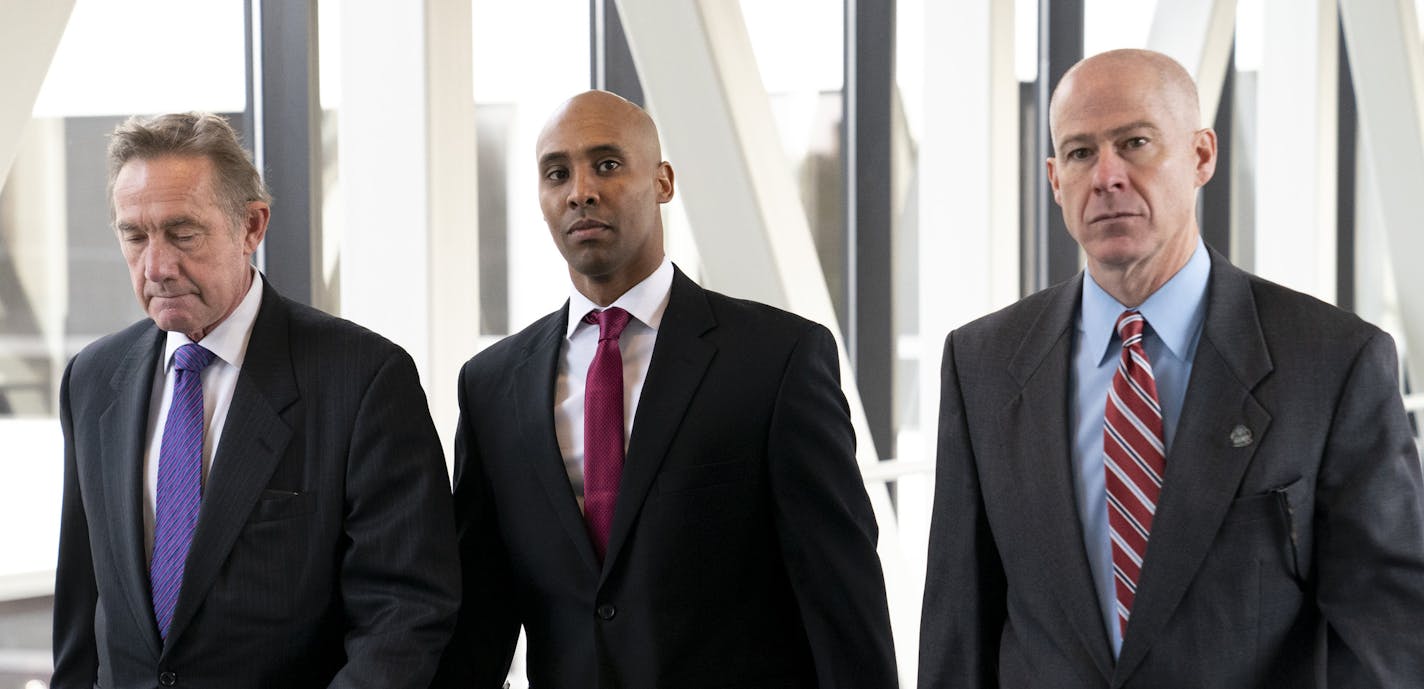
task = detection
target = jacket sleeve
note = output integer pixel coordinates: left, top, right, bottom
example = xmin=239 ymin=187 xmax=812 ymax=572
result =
xmin=918 ymin=331 xmax=1005 ymax=689
xmin=326 ymin=349 xmax=463 ymax=689
xmin=1313 ymin=330 xmax=1424 ymax=686
xmin=766 ymin=323 xmax=899 ymax=689
xmin=430 ymin=360 xmax=521 ymax=689
xmin=51 ymin=358 xmax=101 ymax=689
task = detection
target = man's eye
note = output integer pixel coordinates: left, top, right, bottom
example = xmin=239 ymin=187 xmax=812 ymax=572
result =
xmin=1124 ymin=136 xmax=1149 ymax=149
xmin=1067 ymin=148 xmax=1093 ymax=161
xmin=597 ymin=160 xmax=620 ymax=173
xmin=544 ymin=169 xmax=568 ymax=182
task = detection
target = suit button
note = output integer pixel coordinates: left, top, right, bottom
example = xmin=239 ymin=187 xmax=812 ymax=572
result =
xmin=597 ymin=603 xmax=616 ymax=620
xmin=159 ymin=671 xmax=178 ymax=686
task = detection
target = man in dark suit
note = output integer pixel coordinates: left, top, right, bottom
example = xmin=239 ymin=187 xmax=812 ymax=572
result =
xmin=52 ymin=112 xmax=461 ymax=689
xmin=434 ymin=90 xmax=897 ymax=688
xmin=918 ymin=49 xmax=1424 ymax=688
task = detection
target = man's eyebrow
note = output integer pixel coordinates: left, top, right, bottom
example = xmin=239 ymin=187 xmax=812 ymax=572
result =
xmin=160 ymin=216 xmax=200 ymax=231
xmin=1055 ymin=120 xmax=1161 ymax=154
xmin=539 ymin=143 xmax=629 ymax=169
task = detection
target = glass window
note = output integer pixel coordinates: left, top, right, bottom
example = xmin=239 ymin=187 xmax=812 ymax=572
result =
xmin=0 ymin=1 xmax=249 ymax=681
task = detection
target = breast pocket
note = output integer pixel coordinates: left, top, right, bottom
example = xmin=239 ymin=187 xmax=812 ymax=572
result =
xmin=248 ymin=489 xmax=317 ymax=522
xmin=654 ymin=460 xmax=748 ymax=495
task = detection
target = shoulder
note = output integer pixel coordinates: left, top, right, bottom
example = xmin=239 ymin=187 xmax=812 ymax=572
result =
xmin=696 ymin=283 xmax=829 ymax=344
xmin=460 ymin=308 xmax=565 ymax=379
xmin=949 ymin=278 xmax=1075 ymax=352
xmin=276 ymin=295 xmax=410 ymax=365
xmin=1244 ymin=272 xmax=1380 ymax=345
xmin=1205 ymin=263 xmax=1387 ymax=370
xmin=67 ymin=318 xmax=158 ymax=385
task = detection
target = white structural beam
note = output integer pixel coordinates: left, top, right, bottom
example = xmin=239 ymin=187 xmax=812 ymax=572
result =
xmin=1253 ymin=0 xmax=1337 ymax=302
xmin=612 ymin=0 xmax=911 ymax=681
xmin=1340 ymin=0 xmax=1424 ymax=390
xmin=1147 ymin=0 xmax=1237 ymax=126
xmin=0 ymin=1 xmax=75 ymax=191
xmin=337 ymin=0 xmax=478 ymax=459
xmin=910 ymin=1 xmax=1020 ymax=678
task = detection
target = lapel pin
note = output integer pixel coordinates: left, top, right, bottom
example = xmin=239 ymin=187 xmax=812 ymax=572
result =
xmin=1229 ymin=424 xmax=1253 ymax=448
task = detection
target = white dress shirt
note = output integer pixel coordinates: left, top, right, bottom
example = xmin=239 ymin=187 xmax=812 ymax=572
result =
xmin=142 ymin=269 xmax=264 ymax=560
xmin=554 ymin=258 xmax=673 ymax=505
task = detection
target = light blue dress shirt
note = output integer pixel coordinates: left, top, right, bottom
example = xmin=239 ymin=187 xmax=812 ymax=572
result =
xmin=1069 ymin=238 xmax=1210 ymax=658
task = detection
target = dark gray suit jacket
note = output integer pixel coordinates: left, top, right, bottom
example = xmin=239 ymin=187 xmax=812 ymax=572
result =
xmin=52 ymin=281 xmax=461 ymax=689
xmin=434 ymin=267 xmax=897 ymax=689
xmin=919 ymin=249 xmax=1424 ymax=688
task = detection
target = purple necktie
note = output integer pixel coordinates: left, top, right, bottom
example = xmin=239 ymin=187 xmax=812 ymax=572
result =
xmin=583 ymin=307 xmax=631 ymax=562
xmin=151 ymin=343 xmax=216 ymax=640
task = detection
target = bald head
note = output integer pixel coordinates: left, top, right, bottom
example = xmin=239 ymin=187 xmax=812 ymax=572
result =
xmin=537 ymin=90 xmax=662 ymax=164
xmin=1050 ymin=49 xmax=1202 ymax=153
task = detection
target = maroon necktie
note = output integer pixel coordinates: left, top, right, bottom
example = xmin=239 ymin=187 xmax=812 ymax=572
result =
xmin=583 ymin=307 xmax=631 ymax=562
xmin=1104 ymin=310 xmax=1165 ymax=638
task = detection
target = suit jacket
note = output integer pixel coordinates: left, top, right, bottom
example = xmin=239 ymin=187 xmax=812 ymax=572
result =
xmin=434 ymin=267 xmax=897 ymax=689
xmin=918 ymin=248 xmax=1424 ymax=688
xmin=52 ymin=281 xmax=461 ymax=689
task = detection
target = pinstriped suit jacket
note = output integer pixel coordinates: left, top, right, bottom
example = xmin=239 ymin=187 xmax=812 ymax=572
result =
xmin=52 ymin=281 xmax=461 ymax=689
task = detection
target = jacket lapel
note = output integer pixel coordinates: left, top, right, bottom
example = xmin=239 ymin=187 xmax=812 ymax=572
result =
xmin=515 ymin=304 xmax=602 ymax=575
xmin=1112 ymin=251 xmax=1274 ymax=684
xmin=98 ymin=326 xmax=165 ymax=658
xmin=163 ymin=286 xmax=298 ymax=649
xmin=997 ymin=275 xmax=1115 ymax=682
xmin=601 ymin=269 xmax=715 ymax=581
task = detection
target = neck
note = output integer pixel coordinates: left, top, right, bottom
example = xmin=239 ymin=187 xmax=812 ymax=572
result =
xmin=1091 ymin=231 xmax=1197 ymax=308
xmin=572 ymin=256 xmax=663 ymax=307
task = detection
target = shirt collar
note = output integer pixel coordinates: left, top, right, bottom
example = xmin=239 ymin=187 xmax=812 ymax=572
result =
xmin=1080 ymin=237 xmax=1210 ymax=365
xmin=164 ymin=268 xmax=264 ymax=372
xmin=566 ymin=257 xmax=674 ymax=338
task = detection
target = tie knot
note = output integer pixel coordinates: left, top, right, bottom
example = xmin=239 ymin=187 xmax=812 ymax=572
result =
xmin=1114 ymin=310 xmax=1147 ymax=347
xmin=584 ymin=307 xmax=632 ymax=342
xmin=173 ymin=343 xmax=217 ymax=373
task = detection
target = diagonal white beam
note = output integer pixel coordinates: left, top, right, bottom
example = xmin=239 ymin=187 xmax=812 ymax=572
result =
xmin=0 ymin=1 xmax=75 ymax=191
xmin=611 ymin=0 xmax=910 ymax=680
xmin=1147 ymin=0 xmax=1237 ymax=127
xmin=1340 ymin=0 xmax=1424 ymax=390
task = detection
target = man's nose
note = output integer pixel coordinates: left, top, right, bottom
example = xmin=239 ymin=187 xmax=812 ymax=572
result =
xmin=566 ymin=169 xmax=599 ymax=209
xmin=1092 ymin=150 xmax=1128 ymax=193
xmin=144 ymin=238 xmax=179 ymax=282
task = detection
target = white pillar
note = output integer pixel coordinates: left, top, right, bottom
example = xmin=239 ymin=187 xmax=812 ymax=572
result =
xmin=909 ymin=0 xmax=1020 ymax=679
xmin=337 ymin=0 xmax=479 ymax=458
xmin=1339 ymin=0 xmax=1424 ymax=389
xmin=1253 ymin=0 xmax=1337 ymax=302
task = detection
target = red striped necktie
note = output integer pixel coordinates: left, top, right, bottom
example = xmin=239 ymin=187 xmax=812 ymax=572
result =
xmin=1103 ymin=310 xmax=1165 ymax=638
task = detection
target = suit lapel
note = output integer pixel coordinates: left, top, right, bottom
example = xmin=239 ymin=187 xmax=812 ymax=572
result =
xmin=997 ymin=275 xmax=1115 ymax=681
xmin=163 ymin=286 xmax=298 ymax=649
xmin=516 ymin=304 xmax=602 ymax=575
xmin=99 ymin=326 xmax=165 ymax=657
xmin=601 ymin=269 xmax=715 ymax=580
xmin=1113 ymin=252 xmax=1274 ymax=684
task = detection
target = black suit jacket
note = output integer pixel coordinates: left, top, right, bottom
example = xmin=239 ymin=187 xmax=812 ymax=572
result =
xmin=52 ymin=281 xmax=461 ymax=689
xmin=435 ymin=267 xmax=897 ymax=689
xmin=918 ymin=249 xmax=1424 ymax=688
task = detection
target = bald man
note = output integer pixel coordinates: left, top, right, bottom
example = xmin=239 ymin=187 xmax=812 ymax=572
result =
xmin=919 ymin=49 xmax=1424 ymax=688
xmin=434 ymin=91 xmax=897 ymax=689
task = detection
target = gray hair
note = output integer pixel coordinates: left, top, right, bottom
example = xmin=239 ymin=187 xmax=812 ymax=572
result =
xmin=107 ymin=112 xmax=271 ymax=227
